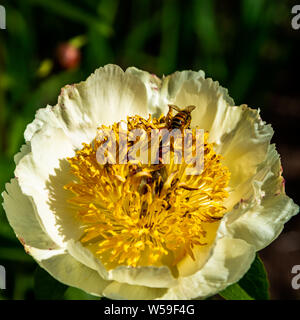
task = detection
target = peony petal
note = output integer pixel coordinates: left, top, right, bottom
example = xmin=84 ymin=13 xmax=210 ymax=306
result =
xmin=216 ymin=106 xmax=274 ymax=188
xmin=125 ymin=67 xmax=163 ymax=117
xmin=161 ymin=69 xmax=207 ymax=102
xmin=222 ymin=194 xmax=298 ymax=250
xmin=103 ymin=281 xmax=167 ymax=300
xmin=25 ymin=65 xmax=150 ymax=149
xmin=15 ymin=126 xmax=79 ymax=247
xmin=170 ymin=77 xmax=273 ymax=187
xmin=24 ymin=104 xmax=96 ymax=150
xmin=164 ymin=74 xmax=234 ymax=124
xmin=107 ymin=265 xmax=177 ymax=288
xmin=57 ymin=64 xmax=149 ymax=129
xmin=219 ymin=145 xmax=299 ymax=250
xmin=14 ymin=143 xmax=31 ymax=165
xmin=131 ymin=69 xmax=209 ymax=118
xmin=160 ymin=237 xmax=255 ymax=300
xmin=66 ymin=239 xmax=109 ymax=280
xmin=28 ymin=247 xmax=111 ymax=296
xmin=2 ymin=178 xmax=57 ymax=250
xmin=177 ymin=221 xmax=220 ymax=277
xmin=67 ymin=240 xmax=178 ymax=288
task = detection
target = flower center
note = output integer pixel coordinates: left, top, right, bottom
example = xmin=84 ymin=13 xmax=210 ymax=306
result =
xmin=64 ymin=113 xmax=230 ymax=270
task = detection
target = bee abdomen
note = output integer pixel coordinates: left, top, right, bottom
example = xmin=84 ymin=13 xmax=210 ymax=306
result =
xmin=171 ymin=115 xmax=185 ymax=129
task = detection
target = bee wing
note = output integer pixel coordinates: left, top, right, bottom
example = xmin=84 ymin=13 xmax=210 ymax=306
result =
xmin=168 ymin=104 xmax=182 ymax=112
xmin=185 ymin=105 xmax=196 ymax=113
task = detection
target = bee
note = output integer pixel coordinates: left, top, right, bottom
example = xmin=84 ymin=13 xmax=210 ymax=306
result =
xmin=166 ymin=104 xmax=196 ymax=130
xmin=140 ymin=105 xmax=196 ymax=198
xmin=155 ymin=104 xmax=196 ymax=166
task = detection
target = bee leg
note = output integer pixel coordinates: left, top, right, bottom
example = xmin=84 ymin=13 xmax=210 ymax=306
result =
xmin=166 ymin=105 xmax=173 ymax=128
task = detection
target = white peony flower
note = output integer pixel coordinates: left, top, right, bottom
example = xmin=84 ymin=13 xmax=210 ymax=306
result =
xmin=2 ymin=64 xmax=299 ymax=299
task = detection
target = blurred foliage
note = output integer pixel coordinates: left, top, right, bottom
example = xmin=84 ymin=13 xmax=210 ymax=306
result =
xmin=0 ymin=0 xmax=298 ymax=299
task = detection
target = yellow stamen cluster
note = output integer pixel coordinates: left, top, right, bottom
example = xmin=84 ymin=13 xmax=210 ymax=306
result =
xmin=64 ymin=114 xmax=230 ymax=269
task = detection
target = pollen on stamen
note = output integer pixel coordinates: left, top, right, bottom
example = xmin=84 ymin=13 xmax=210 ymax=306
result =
xmin=64 ymin=113 xmax=230 ymax=270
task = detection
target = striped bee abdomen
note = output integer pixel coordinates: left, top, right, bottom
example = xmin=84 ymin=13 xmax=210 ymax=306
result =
xmin=170 ymin=112 xmax=191 ymax=129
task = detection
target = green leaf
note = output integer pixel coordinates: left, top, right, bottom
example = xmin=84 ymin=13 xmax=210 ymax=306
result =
xmin=238 ymin=254 xmax=270 ymax=300
xmin=219 ymin=254 xmax=270 ymax=300
xmin=219 ymin=283 xmax=254 ymax=300
xmin=34 ymin=266 xmax=68 ymax=300
xmin=64 ymin=287 xmax=100 ymax=300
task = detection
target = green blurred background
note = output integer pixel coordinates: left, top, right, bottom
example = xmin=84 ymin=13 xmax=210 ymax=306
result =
xmin=0 ymin=0 xmax=299 ymax=299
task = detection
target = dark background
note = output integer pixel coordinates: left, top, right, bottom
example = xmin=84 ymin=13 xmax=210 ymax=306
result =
xmin=0 ymin=0 xmax=299 ymax=299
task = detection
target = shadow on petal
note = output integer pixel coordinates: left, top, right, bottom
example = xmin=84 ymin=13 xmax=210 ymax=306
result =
xmin=46 ymin=158 xmax=84 ymax=243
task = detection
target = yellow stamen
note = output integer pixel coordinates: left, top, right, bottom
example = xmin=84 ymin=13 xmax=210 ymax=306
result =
xmin=64 ymin=114 xmax=230 ymax=269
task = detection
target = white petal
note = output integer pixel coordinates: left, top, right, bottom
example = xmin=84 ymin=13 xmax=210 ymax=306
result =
xmin=2 ymin=178 xmax=57 ymax=250
xmin=25 ymin=105 xmax=96 ymax=150
xmin=107 ymin=265 xmax=177 ymax=288
xmin=164 ymin=73 xmax=234 ymax=121
xmin=25 ymin=64 xmax=150 ymax=149
xmin=29 ymin=247 xmax=111 ymax=296
xmin=217 ymin=106 xmax=274 ymax=187
xmin=170 ymin=76 xmax=273 ymax=186
xmin=103 ymin=281 xmax=167 ymax=300
xmin=66 ymin=241 xmax=177 ymax=288
xmin=159 ymin=237 xmax=255 ymax=300
xmin=57 ymin=64 xmax=149 ymax=129
xmin=219 ymin=145 xmax=299 ymax=250
xmin=67 ymin=239 xmax=178 ymax=288
xmin=143 ymin=69 xmax=209 ymax=117
xmin=177 ymin=221 xmax=220 ymax=277
xmin=14 ymin=143 xmax=31 ymax=165
xmin=66 ymin=239 xmax=109 ymax=280
xmin=161 ymin=69 xmax=207 ymax=102
xmin=15 ymin=126 xmax=79 ymax=247
xmin=125 ymin=67 xmax=162 ymax=117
